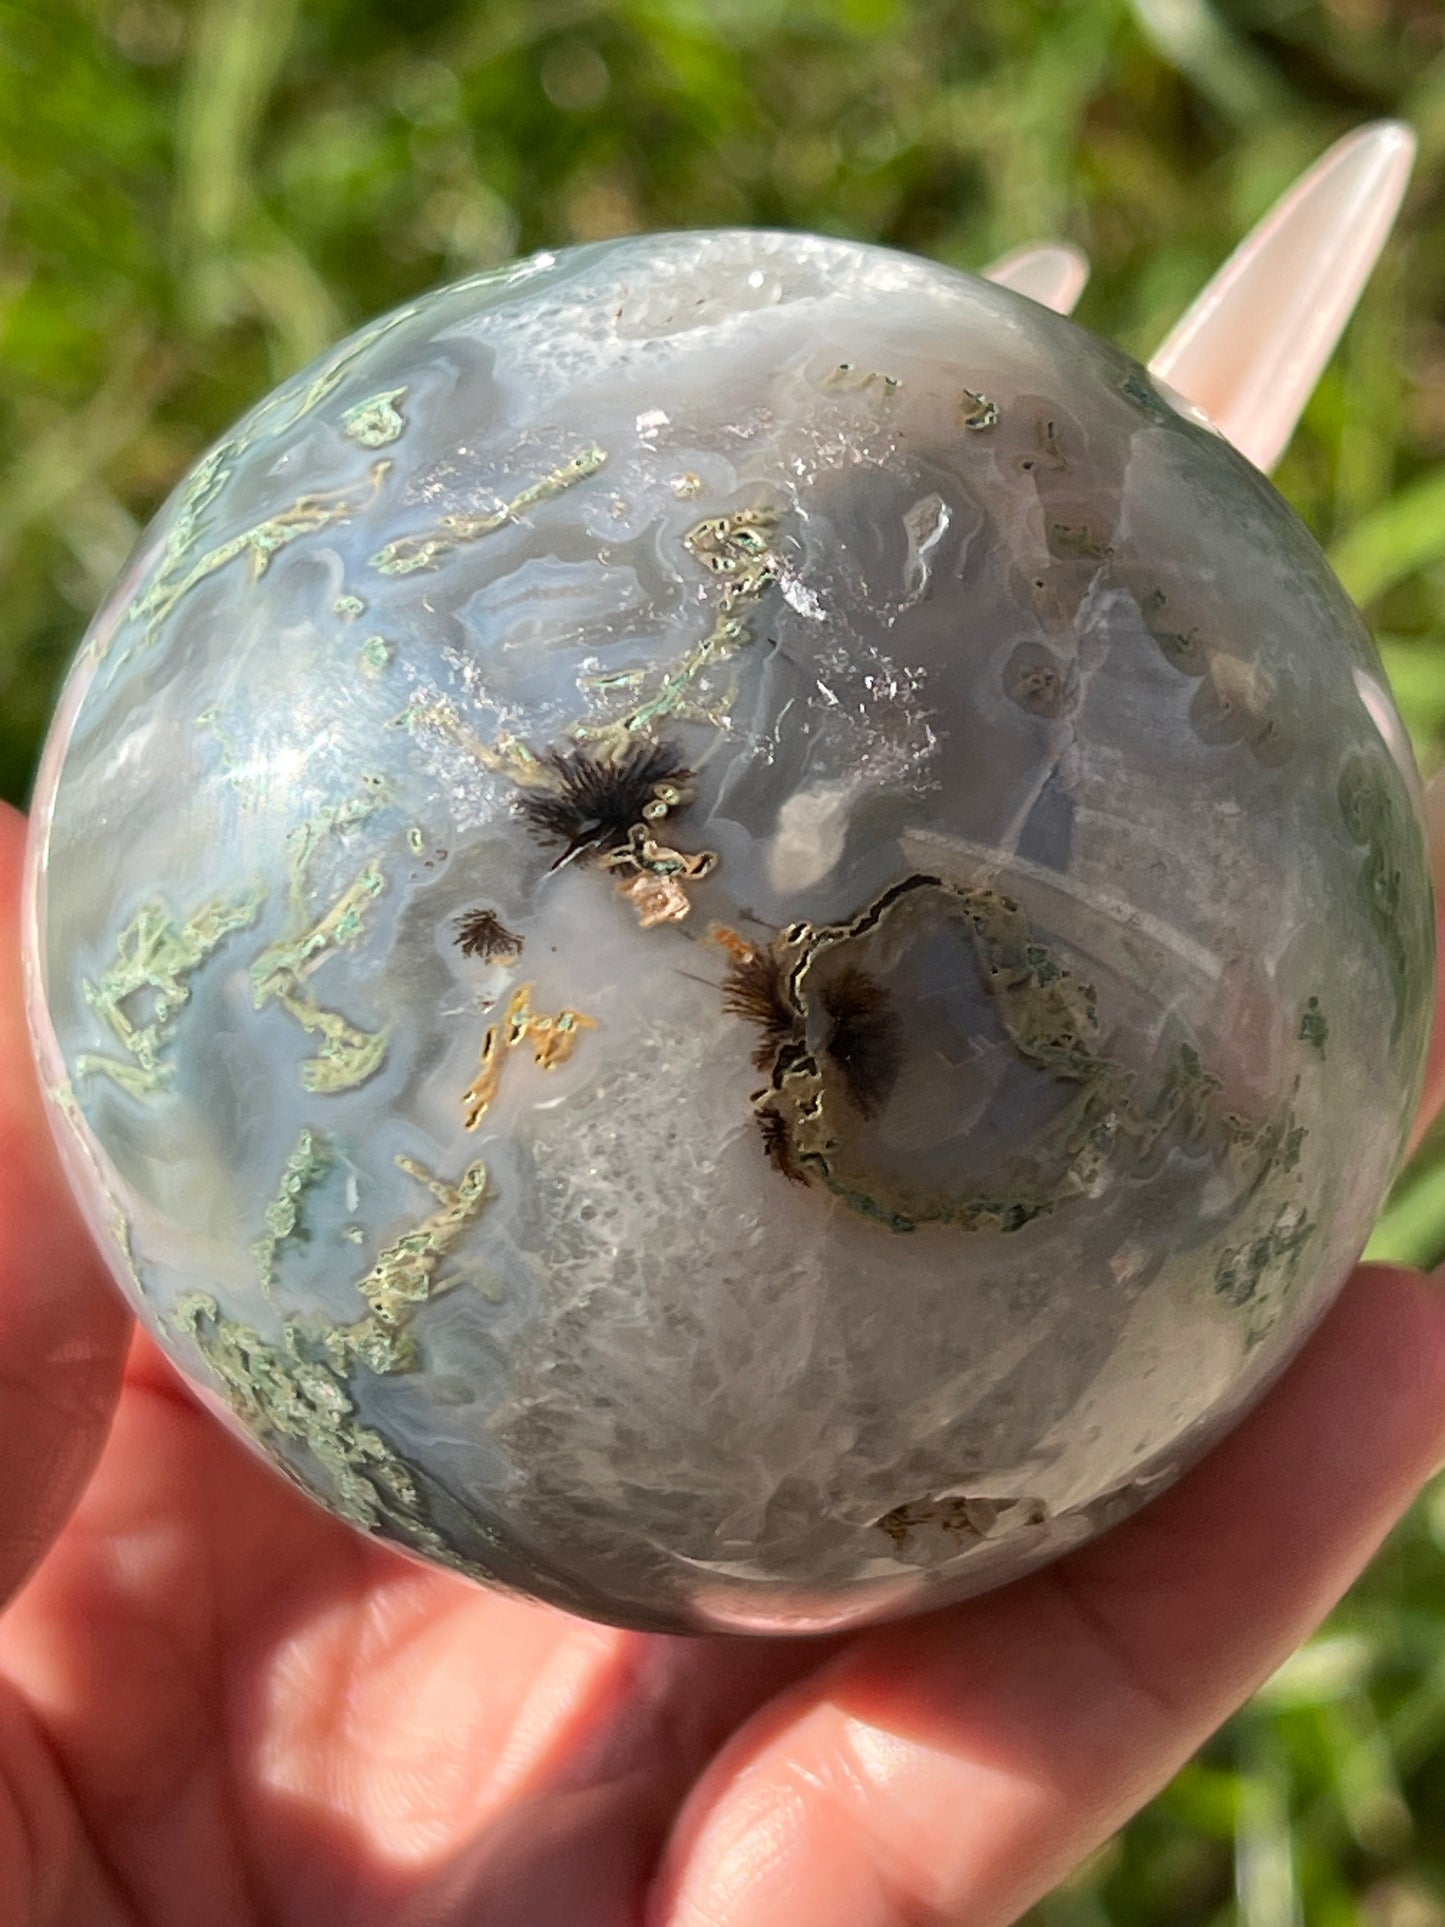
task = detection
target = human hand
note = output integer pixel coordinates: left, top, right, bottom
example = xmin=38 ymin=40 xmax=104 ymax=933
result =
xmin=3 ymin=794 xmax=1445 ymax=1927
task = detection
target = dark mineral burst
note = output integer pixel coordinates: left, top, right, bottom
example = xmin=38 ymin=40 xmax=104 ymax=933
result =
xmin=515 ymin=740 xmax=693 ymax=866
xmin=820 ymin=967 xmax=902 ymax=1117
xmin=721 ymin=944 xmax=799 ymax=1071
xmin=754 ymin=1100 xmax=806 ymax=1183
xmin=454 ymin=908 xmax=524 ymax=962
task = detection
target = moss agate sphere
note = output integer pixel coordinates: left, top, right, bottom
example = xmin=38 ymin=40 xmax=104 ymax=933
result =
xmin=25 ymin=232 xmax=1434 ymax=1635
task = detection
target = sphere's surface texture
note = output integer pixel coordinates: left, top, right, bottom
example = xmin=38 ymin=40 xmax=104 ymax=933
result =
xmin=25 ymin=231 xmax=1433 ymax=1634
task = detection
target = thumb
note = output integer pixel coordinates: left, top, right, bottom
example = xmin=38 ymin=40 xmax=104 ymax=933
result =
xmin=0 ymin=801 xmax=129 ymax=1608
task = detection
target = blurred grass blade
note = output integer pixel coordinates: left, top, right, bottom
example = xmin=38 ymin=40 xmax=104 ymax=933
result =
xmin=1234 ymin=1735 xmax=1302 ymax=1927
xmin=1126 ymin=0 xmax=1291 ymax=123
xmin=175 ymin=0 xmax=299 ymax=255
xmin=1364 ymin=1154 xmax=1445 ymax=1269
xmin=1329 ymin=468 xmax=1445 ymax=607
xmin=174 ymin=0 xmax=335 ymax=354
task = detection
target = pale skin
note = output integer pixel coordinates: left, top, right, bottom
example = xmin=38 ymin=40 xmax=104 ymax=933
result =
xmin=4 ymin=788 xmax=1445 ymax=1927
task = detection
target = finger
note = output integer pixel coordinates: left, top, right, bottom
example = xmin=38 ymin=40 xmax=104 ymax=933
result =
xmin=1147 ymin=122 xmax=1415 ymax=473
xmin=0 ymin=802 xmax=130 ymax=1607
xmin=651 ymin=1262 xmax=1445 ymax=1927
xmin=0 ymin=1237 xmax=833 ymax=1925
xmin=981 ymin=244 xmax=1090 ymax=315
xmin=386 ymin=1627 xmax=840 ymax=1927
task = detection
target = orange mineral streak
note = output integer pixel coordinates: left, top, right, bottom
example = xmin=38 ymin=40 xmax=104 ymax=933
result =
xmin=462 ymin=983 xmax=596 ymax=1130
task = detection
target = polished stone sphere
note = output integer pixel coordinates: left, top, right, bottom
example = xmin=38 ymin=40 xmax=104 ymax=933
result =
xmin=24 ymin=231 xmax=1433 ymax=1635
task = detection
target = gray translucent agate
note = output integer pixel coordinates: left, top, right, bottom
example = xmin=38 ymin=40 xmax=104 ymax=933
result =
xmin=25 ymin=231 xmax=1434 ymax=1635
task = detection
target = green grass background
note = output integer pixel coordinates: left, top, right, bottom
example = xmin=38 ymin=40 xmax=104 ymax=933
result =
xmin=6 ymin=0 xmax=1445 ymax=1917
